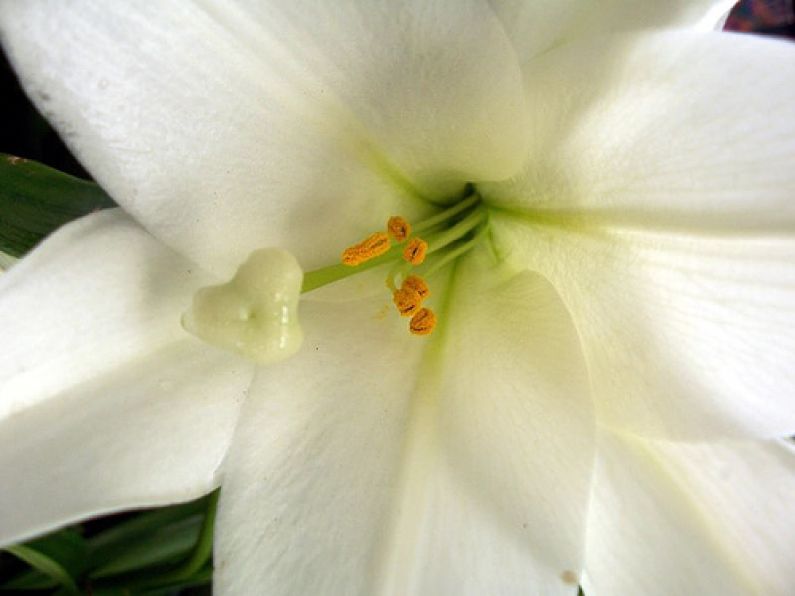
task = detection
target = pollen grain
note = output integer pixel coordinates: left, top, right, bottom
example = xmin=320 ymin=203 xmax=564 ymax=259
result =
xmin=402 ymin=237 xmax=428 ymax=265
xmin=402 ymin=275 xmax=430 ymax=299
xmin=393 ymin=286 xmax=422 ymax=317
xmin=387 ymin=216 xmax=411 ymax=242
xmin=341 ymin=232 xmax=391 ymax=266
xmin=409 ymin=307 xmax=437 ymax=336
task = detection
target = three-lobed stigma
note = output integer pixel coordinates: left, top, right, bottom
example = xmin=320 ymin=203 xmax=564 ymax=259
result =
xmin=182 ymin=248 xmax=304 ymax=363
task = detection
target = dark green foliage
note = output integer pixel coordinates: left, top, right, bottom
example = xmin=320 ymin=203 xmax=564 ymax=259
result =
xmin=0 ymin=154 xmax=116 ymax=257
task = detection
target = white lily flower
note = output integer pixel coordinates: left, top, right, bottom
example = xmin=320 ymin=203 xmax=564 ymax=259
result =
xmin=1 ymin=1 xmax=794 ymax=594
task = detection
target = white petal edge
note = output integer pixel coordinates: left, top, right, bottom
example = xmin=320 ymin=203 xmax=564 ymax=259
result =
xmin=216 ymin=250 xmax=596 ymax=595
xmin=0 ymin=0 xmax=528 ymax=276
xmin=0 ymin=209 xmax=213 ymax=418
xmin=0 ymin=250 xmax=17 ymax=271
xmin=582 ymin=431 xmax=795 ymax=596
xmin=0 ymin=340 xmax=251 ymax=547
xmin=488 ymin=0 xmax=737 ymax=66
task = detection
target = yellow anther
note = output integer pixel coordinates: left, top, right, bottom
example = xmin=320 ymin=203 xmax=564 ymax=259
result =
xmin=402 ymin=275 xmax=430 ymax=300
xmin=387 ymin=216 xmax=411 ymax=242
xmin=341 ymin=232 xmax=391 ymax=266
xmin=402 ymin=237 xmax=428 ymax=265
xmin=409 ymin=307 xmax=437 ymax=336
xmin=393 ymin=287 xmax=422 ymax=317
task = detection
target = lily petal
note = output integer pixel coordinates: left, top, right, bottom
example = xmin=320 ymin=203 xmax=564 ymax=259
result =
xmin=216 ymin=250 xmax=594 ymax=595
xmin=484 ymin=31 xmax=795 ymax=227
xmin=0 ymin=341 xmax=250 ymax=547
xmin=582 ymin=432 xmax=795 ymax=595
xmin=413 ymin=251 xmax=595 ymax=594
xmin=0 ymin=0 xmax=528 ymax=275
xmin=486 ymin=31 xmax=795 ymax=439
xmin=215 ymin=297 xmax=422 ymax=595
xmin=489 ymin=0 xmax=736 ymax=65
xmin=0 ymin=211 xmax=252 ymax=545
xmin=1 ymin=210 xmax=211 ymax=417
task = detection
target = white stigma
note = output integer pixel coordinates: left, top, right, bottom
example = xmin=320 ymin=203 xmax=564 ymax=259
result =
xmin=182 ymin=248 xmax=304 ymax=364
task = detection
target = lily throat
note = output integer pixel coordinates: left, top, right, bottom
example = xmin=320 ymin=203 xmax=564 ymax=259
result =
xmin=304 ymin=190 xmax=489 ymax=335
xmin=182 ymin=190 xmax=489 ymax=363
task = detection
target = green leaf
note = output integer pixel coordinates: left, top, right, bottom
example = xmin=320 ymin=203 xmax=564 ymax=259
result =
xmin=2 ymin=529 xmax=88 ymax=591
xmin=92 ymin=491 xmax=219 ymax=593
xmin=2 ymin=566 xmax=58 ymax=590
xmin=4 ymin=545 xmax=79 ymax=594
xmin=87 ymin=498 xmax=207 ymax=567
xmin=90 ymin=516 xmax=202 ymax=579
xmin=0 ymin=154 xmax=116 ymax=257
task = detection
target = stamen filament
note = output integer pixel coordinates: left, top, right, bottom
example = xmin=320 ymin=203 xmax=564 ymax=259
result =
xmin=385 ymin=261 xmax=410 ymax=292
xmin=422 ymin=222 xmax=489 ymax=278
xmin=424 ymin=206 xmax=486 ymax=256
xmin=302 ymin=193 xmax=485 ymax=303
xmin=412 ymin=192 xmax=480 ymax=234
xmin=302 ymin=244 xmax=403 ymax=293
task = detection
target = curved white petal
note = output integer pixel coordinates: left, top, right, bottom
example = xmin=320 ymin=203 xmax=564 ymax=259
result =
xmin=0 ymin=0 xmax=528 ymax=276
xmin=491 ymin=213 xmax=795 ymax=440
xmin=484 ymin=31 xmax=795 ymax=227
xmin=485 ymin=31 xmax=795 ymax=440
xmin=0 ymin=341 xmax=251 ymax=547
xmin=214 ymin=296 xmax=423 ymax=596
xmin=410 ymin=251 xmax=595 ymax=595
xmin=0 ymin=210 xmax=213 ymax=418
xmin=216 ymin=252 xmax=595 ymax=595
xmin=0 ymin=210 xmax=252 ymax=545
xmin=488 ymin=0 xmax=736 ymax=65
xmin=582 ymin=432 xmax=795 ymax=596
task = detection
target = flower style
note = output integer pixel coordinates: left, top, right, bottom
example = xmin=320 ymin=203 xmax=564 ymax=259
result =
xmin=1 ymin=1 xmax=795 ymax=594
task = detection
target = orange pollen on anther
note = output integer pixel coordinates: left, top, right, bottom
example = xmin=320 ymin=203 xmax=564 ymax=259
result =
xmin=402 ymin=237 xmax=428 ymax=265
xmin=393 ymin=287 xmax=422 ymax=317
xmin=341 ymin=232 xmax=391 ymax=266
xmin=387 ymin=216 xmax=411 ymax=242
xmin=409 ymin=307 xmax=437 ymax=336
xmin=402 ymin=275 xmax=430 ymax=300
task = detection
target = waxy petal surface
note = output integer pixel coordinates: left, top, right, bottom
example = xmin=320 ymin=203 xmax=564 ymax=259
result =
xmin=0 ymin=211 xmax=252 ymax=545
xmin=489 ymin=0 xmax=736 ymax=65
xmin=0 ymin=0 xmax=528 ymax=276
xmin=0 ymin=210 xmax=211 ymax=417
xmin=216 ymin=253 xmax=595 ymax=595
xmin=582 ymin=433 xmax=795 ymax=595
xmin=487 ymin=31 xmax=795 ymax=439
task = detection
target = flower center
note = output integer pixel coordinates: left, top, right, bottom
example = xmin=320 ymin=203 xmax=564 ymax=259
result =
xmin=181 ymin=191 xmax=487 ymax=363
xmin=302 ymin=190 xmax=488 ymax=336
